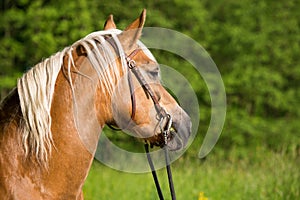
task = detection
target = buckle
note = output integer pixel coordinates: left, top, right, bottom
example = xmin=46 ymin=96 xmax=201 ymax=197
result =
xmin=126 ymin=58 xmax=136 ymax=69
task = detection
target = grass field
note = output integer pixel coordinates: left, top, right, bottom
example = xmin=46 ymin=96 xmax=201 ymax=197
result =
xmin=83 ymin=147 xmax=299 ymax=200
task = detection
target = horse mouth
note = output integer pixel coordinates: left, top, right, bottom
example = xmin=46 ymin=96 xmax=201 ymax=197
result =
xmin=146 ymin=125 xmax=177 ymax=148
xmin=147 ymin=120 xmax=191 ymax=151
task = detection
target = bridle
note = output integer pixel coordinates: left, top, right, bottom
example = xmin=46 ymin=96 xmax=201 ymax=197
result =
xmin=126 ymin=48 xmax=176 ymax=200
xmin=105 ymin=36 xmax=177 ymax=200
xmin=126 ymin=48 xmax=168 ymax=126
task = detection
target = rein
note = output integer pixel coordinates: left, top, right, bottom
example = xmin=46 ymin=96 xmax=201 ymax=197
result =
xmin=126 ymin=49 xmax=176 ymax=200
xmin=105 ymin=36 xmax=176 ymax=199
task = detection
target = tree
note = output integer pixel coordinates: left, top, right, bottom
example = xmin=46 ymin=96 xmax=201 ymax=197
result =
xmin=1 ymin=0 xmax=299 ymax=153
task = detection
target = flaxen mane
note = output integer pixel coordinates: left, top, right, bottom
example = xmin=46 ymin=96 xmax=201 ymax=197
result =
xmin=17 ymin=29 xmax=128 ymax=163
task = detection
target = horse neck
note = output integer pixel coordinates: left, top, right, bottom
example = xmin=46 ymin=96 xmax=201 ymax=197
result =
xmin=39 ymin=54 xmax=106 ymax=197
xmin=0 ymin=79 xmax=98 ymax=198
xmin=0 ymin=45 xmax=115 ymax=198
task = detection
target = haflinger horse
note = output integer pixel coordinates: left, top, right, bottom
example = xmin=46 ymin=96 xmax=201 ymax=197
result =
xmin=0 ymin=9 xmax=191 ymax=199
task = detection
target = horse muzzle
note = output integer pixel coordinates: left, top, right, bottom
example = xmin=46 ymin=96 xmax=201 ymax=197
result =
xmin=166 ymin=113 xmax=192 ymax=151
xmin=148 ymin=110 xmax=192 ymax=151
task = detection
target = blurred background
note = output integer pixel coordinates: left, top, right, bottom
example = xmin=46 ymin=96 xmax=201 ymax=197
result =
xmin=1 ymin=0 xmax=299 ymax=199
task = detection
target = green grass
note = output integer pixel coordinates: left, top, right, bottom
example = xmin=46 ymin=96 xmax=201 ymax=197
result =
xmin=83 ymin=147 xmax=299 ymax=199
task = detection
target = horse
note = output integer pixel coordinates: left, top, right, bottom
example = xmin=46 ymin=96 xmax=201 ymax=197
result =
xmin=0 ymin=9 xmax=191 ymax=199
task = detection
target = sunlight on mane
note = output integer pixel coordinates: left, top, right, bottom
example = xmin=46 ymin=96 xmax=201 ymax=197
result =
xmin=17 ymin=29 xmax=129 ymax=163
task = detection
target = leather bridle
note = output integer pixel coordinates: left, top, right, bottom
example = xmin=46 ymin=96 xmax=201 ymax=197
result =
xmin=126 ymin=48 xmax=176 ymax=200
xmin=126 ymin=49 xmax=170 ymax=130
xmin=106 ymin=36 xmax=176 ymax=200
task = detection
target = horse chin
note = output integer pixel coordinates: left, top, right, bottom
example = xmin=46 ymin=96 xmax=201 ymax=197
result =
xmin=166 ymin=131 xmax=183 ymax=151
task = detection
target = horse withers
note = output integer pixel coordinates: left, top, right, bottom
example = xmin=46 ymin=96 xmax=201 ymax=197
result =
xmin=0 ymin=9 xmax=191 ymax=199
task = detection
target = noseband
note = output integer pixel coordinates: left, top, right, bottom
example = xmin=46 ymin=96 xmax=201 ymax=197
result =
xmin=105 ymin=36 xmax=176 ymax=200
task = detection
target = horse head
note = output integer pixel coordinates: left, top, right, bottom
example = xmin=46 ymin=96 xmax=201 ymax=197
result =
xmin=98 ymin=10 xmax=192 ymax=151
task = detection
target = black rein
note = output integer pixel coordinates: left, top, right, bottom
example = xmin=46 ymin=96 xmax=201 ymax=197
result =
xmin=105 ymin=36 xmax=176 ymax=200
xmin=126 ymin=49 xmax=176 ymax=200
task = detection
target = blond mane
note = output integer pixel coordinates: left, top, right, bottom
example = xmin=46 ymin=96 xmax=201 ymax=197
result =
xmin=17 ymin=29 xmax=129 ymax=163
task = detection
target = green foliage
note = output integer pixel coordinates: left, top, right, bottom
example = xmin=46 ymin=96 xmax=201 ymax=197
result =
xmin=1 ymin=1 xmax=299 ymax=199
xmin=0 ymin=0 xmax=299 ymax=153
xmin=200 ymin=0 xmax=300 ymax=151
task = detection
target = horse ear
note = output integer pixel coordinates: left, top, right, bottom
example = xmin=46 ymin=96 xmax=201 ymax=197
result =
xmin=104 ymin=14 xmax=116 ymax=30
xmin=118 ymin=9 xmax=146 ymax=53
